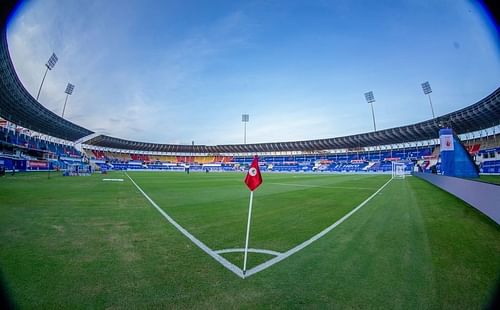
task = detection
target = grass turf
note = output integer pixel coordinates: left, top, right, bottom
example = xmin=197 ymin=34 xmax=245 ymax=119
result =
xmin=479 ymin=175 xmax=500 ymax=185
xmin=0 ymin=171 xmax=499 ymax=308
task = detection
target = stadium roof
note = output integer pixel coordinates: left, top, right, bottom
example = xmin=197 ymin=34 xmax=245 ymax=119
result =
xmin=0 ymin=0 xmax=94 ymax=141
xmin=1 ymin=1 xmax=499 ymax=151
xmin=84 ymin=87 xmax=500 ymax=153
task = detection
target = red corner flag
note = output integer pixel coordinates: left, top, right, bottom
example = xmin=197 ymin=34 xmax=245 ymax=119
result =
xmin=244 ymin=156 xmax=263 ymax=191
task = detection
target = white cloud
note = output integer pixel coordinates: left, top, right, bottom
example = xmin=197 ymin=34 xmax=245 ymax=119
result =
xmin=5 ymin=0 xmax=500 ymax=146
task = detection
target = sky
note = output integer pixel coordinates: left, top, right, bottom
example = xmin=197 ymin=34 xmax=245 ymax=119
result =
xmin=6 ymin=0 xmax=500 ymax=145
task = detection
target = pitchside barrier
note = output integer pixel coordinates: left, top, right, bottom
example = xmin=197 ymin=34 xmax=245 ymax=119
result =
xmin=414 ymin=172 xmax=500 ymax=225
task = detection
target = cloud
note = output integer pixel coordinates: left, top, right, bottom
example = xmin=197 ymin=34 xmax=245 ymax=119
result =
xmin=5 ymin=0 xmax=500 ymax=146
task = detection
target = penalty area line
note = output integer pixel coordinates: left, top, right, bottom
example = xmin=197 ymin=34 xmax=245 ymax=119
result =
xmin=125 ymin=172 xmax=244 ymax=278
xmin=244 ymin=177 xmax=393 ymax=278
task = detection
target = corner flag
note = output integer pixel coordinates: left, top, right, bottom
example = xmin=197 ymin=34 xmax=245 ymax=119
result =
xmin=244 ymin=156 xmax=262 ymax=191
xmin=242 ymin=155 xmax=263 ymax=276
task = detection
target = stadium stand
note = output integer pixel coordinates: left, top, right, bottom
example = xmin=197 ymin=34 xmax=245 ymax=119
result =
xmin=0 ymin=123 xmax=85 ymax=172
xmin=131 ymin=154 xmax=150 ymax=162
xmin=76 ymin=139 xmax=498 ymax=174
xmin=0 ymin=125 xmax=81 ymax=158
xmin=107 ymin=152 xmax=132 ymax=162
xmin=82 ymin=88 xmax=500 ymax=152
xmin=476 ymin=136 xmax=500 ymax=173
xmin=91 ymin=150 xmax=105 ymax=160
xmin=465 ymin=144 xmax=481 ymax=155
xmin=151 ymin=155 xmax=177 ymax=163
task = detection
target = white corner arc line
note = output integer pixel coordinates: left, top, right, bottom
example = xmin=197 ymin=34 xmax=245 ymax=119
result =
xmin=215 ymin=248 xmax=282 ymax=256
xmin=125 ymin=173 xmax=244 ymax=278
xmin=244 ymin=177 xmax=393 ymax=278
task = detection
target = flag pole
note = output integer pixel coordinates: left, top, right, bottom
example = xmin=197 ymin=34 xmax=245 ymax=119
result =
xmin=243 ymin=190 xmax=254 ymax=276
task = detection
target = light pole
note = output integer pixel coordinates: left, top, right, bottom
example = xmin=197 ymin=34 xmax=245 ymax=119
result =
xmin=421 ymin=81 xmax=435 ymax=119
xmin=364 ymin=91 xmax=377 ymax=131
xmin=36 ymin=53 xmax=58 ymax=101
xmin=242 ymin=114 xmax=249 ymax=144
xmin=62 ymin=83 xmax=74 ymax=118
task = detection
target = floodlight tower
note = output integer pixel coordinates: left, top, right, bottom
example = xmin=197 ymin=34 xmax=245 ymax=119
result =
xmin=36 ymin=53 xmax=58 ymax=101
xmin=191 ymin=140 xmax=194 ymax=163
xmin=61 ymin=83 xmax=75 ymax=118
xmin=421 ymin=81 xmax=435 ymax=119
xmin=242 ymin=114 xmax=249 ymax=144
xmin=364 ymin=91 xmax=377 ymax=131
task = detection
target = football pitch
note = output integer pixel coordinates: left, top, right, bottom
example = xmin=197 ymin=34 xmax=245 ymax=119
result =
xmin=0 ymin=172 xmax=499 ymax=308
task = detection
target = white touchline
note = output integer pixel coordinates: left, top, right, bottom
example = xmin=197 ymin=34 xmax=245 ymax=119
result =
xmin=125 ymin=173 xmax=245 ymax=278
xmin=126 ymin=172 xmax=392 ymax=279
xmin=244 ymin=177 xmax=393 ymax=277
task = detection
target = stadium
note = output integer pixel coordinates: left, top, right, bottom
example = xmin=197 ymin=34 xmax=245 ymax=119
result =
xmin=1 ymin=0 xmax=499 ymax=308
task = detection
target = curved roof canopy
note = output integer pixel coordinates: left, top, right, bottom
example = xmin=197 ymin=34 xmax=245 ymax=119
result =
xmin=0 ymin=0 xmax=93 ymax=141
xmin=1 ymin=1 xmax=499 ymax=152
xmin=85 ymin=87 xmax=500 ymax=153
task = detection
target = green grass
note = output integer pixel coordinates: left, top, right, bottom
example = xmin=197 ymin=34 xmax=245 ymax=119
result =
xmin=479 ymin=175 xmax=500 ymax=185
xmin=0 ymin=171 xmax=499 ymax=308
xmin=129 ymin=172 xmax=387 ymax=257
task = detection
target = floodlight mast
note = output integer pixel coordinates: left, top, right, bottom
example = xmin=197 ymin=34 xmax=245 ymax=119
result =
xmin=242 ymin=114 xmax=249 ymax=144
xmin=36 ymin=53 xmax=58 ymax=101
xmin=421 ymin=81 xmax=435 ymax=118
xmin=364 ymin=91 xmax=377 ymax=131
xmin=62 ymin=83 xmax=75 ymax=118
